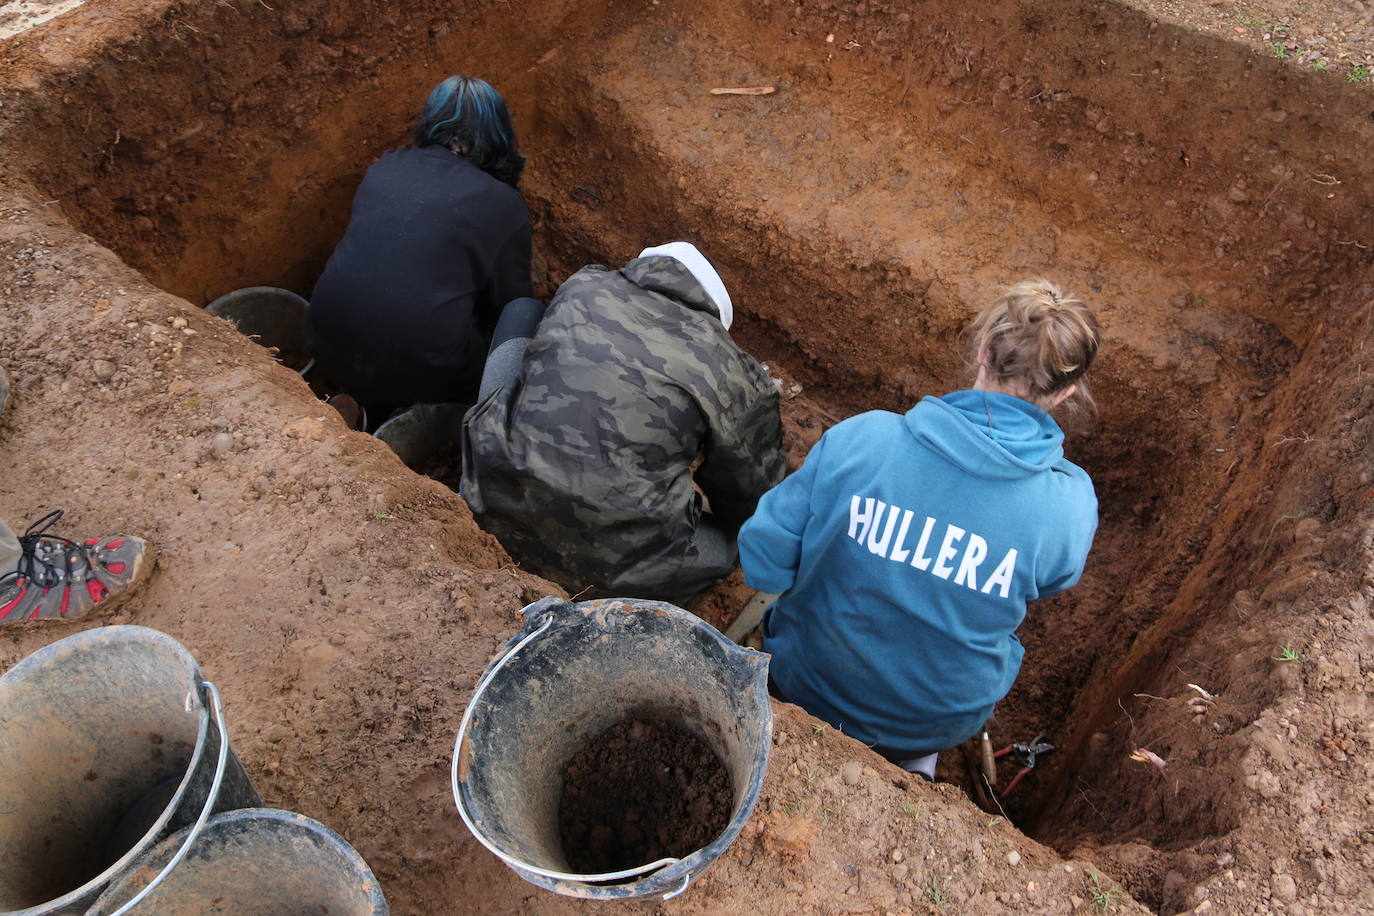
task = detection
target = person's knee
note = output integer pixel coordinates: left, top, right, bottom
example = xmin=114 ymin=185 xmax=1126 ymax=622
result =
xmin=492 ymin=297 xmax=544 ymax=347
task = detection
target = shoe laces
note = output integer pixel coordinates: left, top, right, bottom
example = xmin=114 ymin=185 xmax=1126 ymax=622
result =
xmin=6 ymin=510 xmax=90 ymax=589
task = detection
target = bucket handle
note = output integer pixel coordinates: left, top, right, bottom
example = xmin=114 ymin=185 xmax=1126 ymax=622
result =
xmin=451 ymin=613 xmax=686 ymax=894
xmin=107 ymin=680 xmax=231 ymax=916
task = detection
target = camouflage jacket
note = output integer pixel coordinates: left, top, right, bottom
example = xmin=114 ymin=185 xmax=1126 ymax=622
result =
xmin=461 ymin=255 xmax=786 ymax=595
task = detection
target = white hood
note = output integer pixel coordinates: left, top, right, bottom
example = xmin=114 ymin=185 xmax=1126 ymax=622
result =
xmin=637 ymin=241 xmax=734 ymax=330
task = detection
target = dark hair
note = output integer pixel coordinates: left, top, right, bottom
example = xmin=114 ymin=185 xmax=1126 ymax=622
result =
xmin=413 ymin=75 xmax=525 ymax=188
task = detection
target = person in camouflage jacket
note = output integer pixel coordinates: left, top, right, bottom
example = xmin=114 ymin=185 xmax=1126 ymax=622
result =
xmin=461 ymin=242 xmax=786 ymax=601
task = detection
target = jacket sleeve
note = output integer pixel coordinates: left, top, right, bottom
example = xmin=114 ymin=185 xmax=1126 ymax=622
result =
xmin=694 ymin=361 xmax=787 ymax=532
xmin=737 ymin=433 xmax=826 ymax=594
xmin=1035 ymin=478 xmax=1099 ymax=598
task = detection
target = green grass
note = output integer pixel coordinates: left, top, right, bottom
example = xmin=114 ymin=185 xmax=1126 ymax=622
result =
xmin=811 ymin=722 xmax=827 ymax=736
xmin=1270 ymin=42 xmax=1290 ymax=59
xmin=1311 ymin=59 xmax=1329 ymax=71
xmin=901 ymin=802 xmax=923 ymax=819
xmin=1348 ymin=65 xmax=1371 ymax=83
xmin=926 ymin=874 xmax=948 ymax=909
xmin=1249 ymin=509 xmax=1307 ymax=571
xmin=1272 ymin=645 xmax=1302 ymax=662
xmin=1086 ymin=868 xmax=1125 ymax=912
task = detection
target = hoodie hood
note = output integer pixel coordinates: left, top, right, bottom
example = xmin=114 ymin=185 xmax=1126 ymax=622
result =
xmin=634 ymin=242 xmax=734 ymax=329
xmin=904 ymin=390 xmax=1065 ymax=480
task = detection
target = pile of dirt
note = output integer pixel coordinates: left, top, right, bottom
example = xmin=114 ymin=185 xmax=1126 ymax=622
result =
xmin=558 ymin=717 xmax=732 ymax=875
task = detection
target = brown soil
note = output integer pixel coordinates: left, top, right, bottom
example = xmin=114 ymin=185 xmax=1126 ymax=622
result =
xmin=558 ymin=717 xmax=732 ymax=875
xmin=1 ymin=0 xmax=1373 ymax=913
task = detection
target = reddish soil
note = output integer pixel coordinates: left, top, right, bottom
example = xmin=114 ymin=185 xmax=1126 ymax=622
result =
xmin=1 ymin=0 xmax=1372 ymax=913
xmin=558 ymin=717 xmax=732 ymax=875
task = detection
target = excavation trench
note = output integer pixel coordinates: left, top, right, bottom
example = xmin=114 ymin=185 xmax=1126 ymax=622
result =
xmin=7 ymin=0 xmax=1374 ymax=907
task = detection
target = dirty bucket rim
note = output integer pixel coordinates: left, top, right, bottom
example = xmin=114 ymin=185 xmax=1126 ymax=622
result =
xmin=90 ymin=807 xmax=389 ymax=915
xmin=100 ymin=681 xmax=229 ymax=916
xmin=0 ymin=625 xmax=216 ymax=916
xmin=204 ymin=285 xmax=309 ymax=312
xmin=450 ymin=598 xmax=772 ymax=899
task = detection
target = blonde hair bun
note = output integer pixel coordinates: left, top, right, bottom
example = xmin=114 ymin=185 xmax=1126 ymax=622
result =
xmin=969 ymin=279 xmax=1100 ymax=410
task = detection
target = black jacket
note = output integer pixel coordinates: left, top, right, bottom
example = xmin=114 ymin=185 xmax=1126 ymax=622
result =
xmin=307 ymin=146 xmax=532 ymax=405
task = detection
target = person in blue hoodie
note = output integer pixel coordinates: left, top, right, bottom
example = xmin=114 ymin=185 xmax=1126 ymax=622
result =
xmin=738 ymin=279 xmax=1100 ymax=780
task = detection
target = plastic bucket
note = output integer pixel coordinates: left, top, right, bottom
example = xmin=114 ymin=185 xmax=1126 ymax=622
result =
xmin=452 ymin=596 xmax=772 ymax=900
xmin=0 ymin=626 xmax=259 ymax=915
xmin=87 ymin=808 xmax=388 ymax=915
xmin=373 ymin=402 xmax=470 ymax=470
xmin=205 ymin=286 xmax=314 ymax=375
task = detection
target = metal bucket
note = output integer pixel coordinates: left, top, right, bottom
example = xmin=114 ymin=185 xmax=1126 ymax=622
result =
xmin=373 ymin=402 xmax=470 ymax=471
xmin=452 ymin=596 xmax=771 ymax=900
xmin=87 ymin=809 xmax=388 ymax=915
xmin=205 ymin=286 xmax=314 ymax=375
xmin=0 ymin=626 xmax=259 ymax=915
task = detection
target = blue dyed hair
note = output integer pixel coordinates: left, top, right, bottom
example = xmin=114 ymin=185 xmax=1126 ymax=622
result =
xmin=413 ymin=75 xmax=525 ymax=188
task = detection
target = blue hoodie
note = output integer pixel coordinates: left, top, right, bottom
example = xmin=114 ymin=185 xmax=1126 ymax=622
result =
xmin=738 ymin=390 xmax=1097 ymax=755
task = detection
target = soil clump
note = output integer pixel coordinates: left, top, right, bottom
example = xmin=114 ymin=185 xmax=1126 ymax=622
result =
xmin=558 ymin=717 xmax=732 ymax=875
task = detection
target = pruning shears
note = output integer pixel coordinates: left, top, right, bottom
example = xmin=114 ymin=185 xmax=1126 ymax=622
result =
xmin=993 ymin=733 xmax=1055 ymax=798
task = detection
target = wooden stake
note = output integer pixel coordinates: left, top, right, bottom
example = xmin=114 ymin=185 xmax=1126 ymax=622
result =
xmin=709 ymin=86 xmax=776 ymax=96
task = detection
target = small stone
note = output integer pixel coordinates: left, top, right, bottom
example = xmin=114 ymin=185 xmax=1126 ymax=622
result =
xmin=264 ymin=724 xmax=289 ymax=743
xmin=1007 ymin=851 xmax=1021 ymax=867
xmin=891 ymin=848 xmax=903 ymax=863
xmin=840 ymin=761 xmax=863 ymax=785
xmin=91 ymin=359 xmax=116 ymax=382
xmin=1272 ymin=874 xmax=1298 ymax=903
xmin=211 ymin=432 xmax=233 ymax=458
xmin=170 ymin=316 xmax=188 ymax=329
xmin=891 ymin=863 xmax=908 ymax=881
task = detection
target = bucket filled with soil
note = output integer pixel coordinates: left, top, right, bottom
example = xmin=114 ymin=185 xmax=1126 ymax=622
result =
xmin=87 ymin=808 xmax=389 ymax=916
xmin=452 ymin=596 xmax=771 ymax=900
xmin=0 ymin=626 xmax=259 ymax=915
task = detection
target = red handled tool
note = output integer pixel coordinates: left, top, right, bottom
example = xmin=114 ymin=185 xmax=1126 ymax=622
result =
xmin=993 ymin=734 xmax=1055 ymax=798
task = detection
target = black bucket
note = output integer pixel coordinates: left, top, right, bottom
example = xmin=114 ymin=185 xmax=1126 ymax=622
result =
xmin=205 ymin=286 xmax=313 ymax=375
xmin=373 ymin=402 xmax=470 ymax=471
xmin=0 ymin=626 xmax=259 ymax=915
xmin=87 ymin=808 xmax=389 ymax=915
xmin=452 ymin=596 xmax=771 ymax=900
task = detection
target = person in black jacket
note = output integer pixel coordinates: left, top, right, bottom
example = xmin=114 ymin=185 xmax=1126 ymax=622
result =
xmin=306 ymin=76 xmax=533 ymax=421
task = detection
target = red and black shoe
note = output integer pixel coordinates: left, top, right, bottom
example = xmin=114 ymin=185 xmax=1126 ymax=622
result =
xmin=0 ymin=510 xmax=155 ymax=624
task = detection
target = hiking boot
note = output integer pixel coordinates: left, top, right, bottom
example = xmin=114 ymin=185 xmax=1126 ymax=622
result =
xmin=0 ymin=510 xmax=155 ymax=623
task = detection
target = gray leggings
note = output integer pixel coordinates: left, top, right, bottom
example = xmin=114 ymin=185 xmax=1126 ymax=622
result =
xmin=646 ymin=518 xmax=737 ymax=605
xmin=0 ymin=517 xmax=19 ymax=577
xmin=478 ymin=297 xmax=544 ymax=404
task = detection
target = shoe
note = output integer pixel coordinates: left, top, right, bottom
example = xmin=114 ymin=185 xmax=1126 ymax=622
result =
xmin=0 ymin=510 xmax=155 ymax=623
